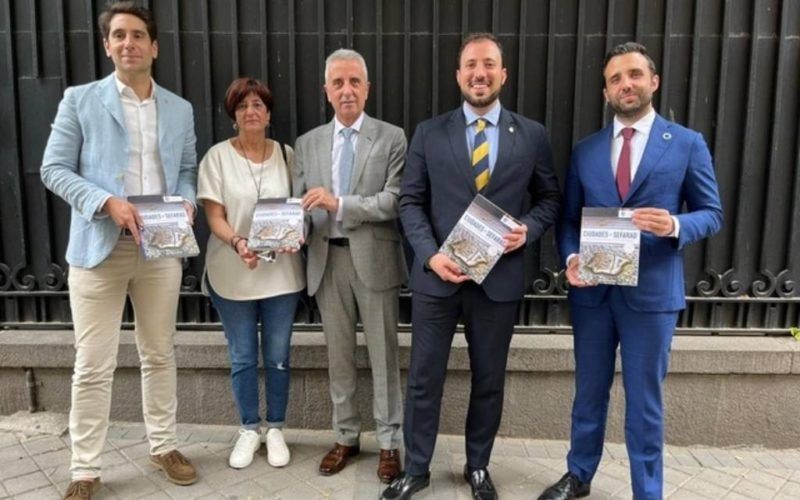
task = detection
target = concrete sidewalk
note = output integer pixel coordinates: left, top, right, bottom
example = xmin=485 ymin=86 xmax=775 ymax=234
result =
xmin=2 ymin=417 xmax=800 ymax=499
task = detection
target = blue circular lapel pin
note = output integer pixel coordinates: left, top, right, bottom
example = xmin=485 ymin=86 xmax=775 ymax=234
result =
xmin=663 ymin=132 xmax=672 ymax=140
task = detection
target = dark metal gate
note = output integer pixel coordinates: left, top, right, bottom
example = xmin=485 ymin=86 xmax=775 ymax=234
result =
xmin=1 ymin=0 xmax=798 ymax=334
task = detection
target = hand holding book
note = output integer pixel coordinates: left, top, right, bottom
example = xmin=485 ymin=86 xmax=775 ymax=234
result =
xmin=182 ymin=201 xmax=195 ymax=224
xmin=502 ymin=224 xmax=527 ymax=253
xmin=231 ymin=236 xmax=259 ymax=269
xmin=565 ymin=255 xmax=594 ymax=288
xmin=103 ymin=196 xmax=144 ymax=245
xmin=427 ymin=253 xmax=471 ymax=283
xmin=631 ymin=207 xmax=674 ymax=236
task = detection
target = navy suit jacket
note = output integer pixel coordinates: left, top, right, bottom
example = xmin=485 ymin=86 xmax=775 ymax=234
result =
xmin=557 ymin=114 xmax=723 ymax=312
xmin=400 ymin=107 xmax=561 ymax=302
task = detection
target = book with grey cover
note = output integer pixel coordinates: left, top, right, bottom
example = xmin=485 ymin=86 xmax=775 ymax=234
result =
xmin=439 ymin=194 xmax=521 ymax=284
xmin=128 ymin=195 xmax=200 ymax=260
xmin=578 ymin=207 xmax=640 ymax=286
xmin=247 ymin=198 xmax=305 ymax=252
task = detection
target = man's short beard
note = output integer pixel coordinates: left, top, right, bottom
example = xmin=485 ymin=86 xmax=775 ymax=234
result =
xmin=463 ymin=88 xmax=501 ymax=109
xmin=610 ymin=94 xmax=652 ymax=118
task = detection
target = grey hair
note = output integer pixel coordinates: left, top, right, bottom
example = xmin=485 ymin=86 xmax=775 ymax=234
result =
xmin=324 ymin=48 xmax=369 ymax=82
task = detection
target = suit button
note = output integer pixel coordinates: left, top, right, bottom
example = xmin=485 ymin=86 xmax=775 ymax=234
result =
xmin=323 ymin=236 xmax=328 ymax=242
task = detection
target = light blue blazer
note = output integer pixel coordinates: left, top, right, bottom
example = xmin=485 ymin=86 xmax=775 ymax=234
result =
xmin=40 ymin=73 xmax=197 ymax=268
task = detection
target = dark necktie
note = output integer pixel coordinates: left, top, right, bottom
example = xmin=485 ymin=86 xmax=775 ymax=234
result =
xmin=472 ymin=119 xmax=490 ymax=191
xmin=616 ymin=127 xmax=635 ymax=200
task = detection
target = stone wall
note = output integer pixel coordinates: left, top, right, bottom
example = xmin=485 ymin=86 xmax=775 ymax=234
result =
xmin=1 ymin=330 xmax=799 ymax=448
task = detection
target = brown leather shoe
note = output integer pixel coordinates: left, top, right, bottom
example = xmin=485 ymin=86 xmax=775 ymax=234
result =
xmin=377 ymin=448 xmax=401 ymax=483
xmin=319 ymin=443 xmax=360 ymax=475
xmin=149 ymin=449 xmax=198 ymax=485
xmin=63 ymin=478 xmax=100 ymax=500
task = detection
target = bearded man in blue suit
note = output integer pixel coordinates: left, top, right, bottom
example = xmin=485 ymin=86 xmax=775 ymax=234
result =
xmin=382 ymin=33 xmax=561 ymax=500
xmin=539 ymin=42 xmax=722 ymax=500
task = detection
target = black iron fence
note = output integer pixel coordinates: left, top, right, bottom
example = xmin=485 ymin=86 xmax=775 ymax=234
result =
xmin=1 ymin=0 xmax=798 ymax=333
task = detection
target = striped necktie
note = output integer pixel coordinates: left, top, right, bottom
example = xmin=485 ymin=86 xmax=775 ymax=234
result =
xmin=472 ymin=118 xmax=490 ymax=191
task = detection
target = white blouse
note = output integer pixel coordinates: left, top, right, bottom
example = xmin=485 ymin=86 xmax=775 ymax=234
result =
xmin=197 ymin=139 xmax=305 ymax=300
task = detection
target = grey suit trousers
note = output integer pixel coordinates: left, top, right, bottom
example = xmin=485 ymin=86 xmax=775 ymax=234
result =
xmin=314 ymin=245 xmax=403 ymax=449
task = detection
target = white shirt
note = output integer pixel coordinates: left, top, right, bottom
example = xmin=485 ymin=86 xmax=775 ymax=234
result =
xmin=611 ymin=108 xmax=655 ymax=180
xmin=329 ymin=113 xmax=365 ymax=237
xmin=115 ymin=75 xmax=165 ymax=196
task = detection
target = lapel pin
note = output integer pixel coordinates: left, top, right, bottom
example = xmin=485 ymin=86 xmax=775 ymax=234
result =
xmin=509 ymin=126 xmax=514 ymax=133
xmin=663 ymin=132 xmax=672 ymax=140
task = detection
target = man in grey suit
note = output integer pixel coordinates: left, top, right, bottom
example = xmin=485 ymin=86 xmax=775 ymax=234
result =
xmin=293 ymin=48 xmax=408 ymax=483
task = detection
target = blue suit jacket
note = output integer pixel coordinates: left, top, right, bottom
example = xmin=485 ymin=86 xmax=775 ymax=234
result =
xmin=41 ymin=73 xmax=197 ymax=268
xmin=400 ymin=107 xmax=561 ymax=302
xmin=557 ymin=114 xmax=723 ymax=312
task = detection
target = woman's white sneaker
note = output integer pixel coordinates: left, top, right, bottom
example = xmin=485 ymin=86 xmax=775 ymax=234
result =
xmin=229 ymin=429 xmax=261 ymax=469
xmin=265 ymin=428 xmax=290 ymax=467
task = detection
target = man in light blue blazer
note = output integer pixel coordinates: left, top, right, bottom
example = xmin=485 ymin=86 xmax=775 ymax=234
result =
xmin=40 ymin=3 xmax=198 ymax=498
xmin=540 ymin=43 xmax=723 ymax=500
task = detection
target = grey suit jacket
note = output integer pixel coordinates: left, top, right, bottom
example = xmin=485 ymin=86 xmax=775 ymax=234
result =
xmin=293 ymin=114 xmax=408 ymax=295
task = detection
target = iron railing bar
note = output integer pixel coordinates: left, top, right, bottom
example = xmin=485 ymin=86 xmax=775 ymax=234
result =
xmin=375 ymin=0 xmax=384 ymax=118
xmin=515 ymin=0 xmax=527 ymax=114
xmin=431 ymin=0 xmax=439 ymax=116
xmin=288 ymin=0 xmax=298 ymax=140
xmin=230 ymin=0 xmax=239 ymax=80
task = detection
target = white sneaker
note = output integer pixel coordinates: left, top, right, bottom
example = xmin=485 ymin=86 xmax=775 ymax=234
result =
xmin=228 ymin=429 xmax=261 ymax=469
xmin=265 ymin=428 xmax=290 ymax=467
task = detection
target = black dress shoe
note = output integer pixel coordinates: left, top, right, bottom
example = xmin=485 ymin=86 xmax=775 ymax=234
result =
xmin=380 ymin=471 xmax=431 ymax=500
xmin=537 ymin=472 xmax=591 ymax=500
xmin=463 ymin=466 xmax=497 ymax=500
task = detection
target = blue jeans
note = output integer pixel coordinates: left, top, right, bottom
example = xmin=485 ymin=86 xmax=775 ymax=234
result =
xmin=208 ymin=284 xmax=301 ymax=429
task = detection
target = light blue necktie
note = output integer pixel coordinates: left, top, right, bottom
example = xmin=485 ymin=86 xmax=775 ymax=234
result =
xmin=339 ymin=128 xmax=355 ymax=194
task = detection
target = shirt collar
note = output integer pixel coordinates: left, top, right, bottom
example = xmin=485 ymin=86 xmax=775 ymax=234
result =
xmin=114 ymin=74 xmax=156 ymax=101
xmin=613 ymin=107 xmax=656 ymax=138
xmin=463 ymin=100 xmax=501 ymax=128
xmin=334 ymin=112 xmax=366 ymax=136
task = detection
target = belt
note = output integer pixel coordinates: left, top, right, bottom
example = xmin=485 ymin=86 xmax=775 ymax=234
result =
xmin=328 ymin=238 xmax=350 ymax=247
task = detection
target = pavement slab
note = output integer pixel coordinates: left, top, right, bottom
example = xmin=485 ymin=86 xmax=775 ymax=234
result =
xmin=0 ymin=419 xmax=799 ymax=499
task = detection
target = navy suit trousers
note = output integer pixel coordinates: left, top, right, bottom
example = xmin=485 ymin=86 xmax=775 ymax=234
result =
xmin=403 ymin=284 xmax=518 ymax=475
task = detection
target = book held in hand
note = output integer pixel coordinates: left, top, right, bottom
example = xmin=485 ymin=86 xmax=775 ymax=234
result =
xmin=128 ymin=195 xmax=200 ymax=260
xmin=578 ymin=207 xmax=640 ymax=286
xmin=440 ymin=194 xmax=521 ymax=284
xmin=247 ymin=198 xmax=305 ymax=252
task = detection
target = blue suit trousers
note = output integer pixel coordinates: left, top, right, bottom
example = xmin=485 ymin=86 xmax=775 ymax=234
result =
xmin=567 ymin=287 xmax=678 ymax=500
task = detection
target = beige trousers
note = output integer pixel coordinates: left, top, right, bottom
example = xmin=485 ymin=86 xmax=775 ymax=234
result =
xmin=67 ymin=238 xmax=182 ymax=480
xmin=314 ymin=245 xmax=403 ymax=450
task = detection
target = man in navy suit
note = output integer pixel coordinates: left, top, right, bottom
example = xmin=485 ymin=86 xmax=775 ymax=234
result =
xmin=539 ymin=42 xmax=722 ymax=500
xmin=381 ymin=33 xmax=561 ymax=500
